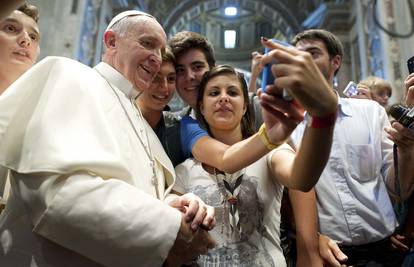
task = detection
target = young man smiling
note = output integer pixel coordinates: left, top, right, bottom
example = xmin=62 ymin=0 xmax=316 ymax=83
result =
xmin=0 ymin=2 xmax=40 ymax=211
xmin=0 ymin=2 xmax=40 ymax=94
xmin=168 ymin=31 xmax=215 ymax=116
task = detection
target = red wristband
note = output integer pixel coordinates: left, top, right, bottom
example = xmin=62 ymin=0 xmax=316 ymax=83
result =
xmin=307 ymin=110 xmax=337 ymax=128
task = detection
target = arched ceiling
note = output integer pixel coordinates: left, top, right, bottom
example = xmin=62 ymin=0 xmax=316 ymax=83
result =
xmin=162 ymin=0 xmax=300 ymax=62
xmin=111 ymin=0 xmax=342 ymax=69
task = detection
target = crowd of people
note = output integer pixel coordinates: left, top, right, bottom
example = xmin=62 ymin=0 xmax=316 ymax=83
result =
xmin=0 ymin=2 xmax=413 ymax=267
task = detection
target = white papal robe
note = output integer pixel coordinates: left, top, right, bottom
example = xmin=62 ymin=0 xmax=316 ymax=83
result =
xmin=0 ymin=57 xmax=181 ymax=267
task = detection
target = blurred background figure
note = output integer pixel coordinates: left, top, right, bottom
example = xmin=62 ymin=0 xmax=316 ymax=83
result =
xmin=356 ymin=76 xmax=392 ymax=111
xmin=248 ymin=51 xmax=263 ymax=93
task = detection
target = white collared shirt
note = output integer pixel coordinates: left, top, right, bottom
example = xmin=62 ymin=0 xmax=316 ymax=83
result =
xmin=291 ymin=97 xmax=397 ymax=246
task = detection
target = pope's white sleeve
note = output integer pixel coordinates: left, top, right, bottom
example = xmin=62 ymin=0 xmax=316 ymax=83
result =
xmin=172 ymin=162 xmax=191 ymax=195
xmin=13 ymin=170 xmax=181 ymax=267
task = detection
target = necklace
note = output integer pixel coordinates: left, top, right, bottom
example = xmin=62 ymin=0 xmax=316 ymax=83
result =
xmin=214 ymin=168 xmax=244 ymax=237
xmin=95 ymin=69 xmax=160 ymax=199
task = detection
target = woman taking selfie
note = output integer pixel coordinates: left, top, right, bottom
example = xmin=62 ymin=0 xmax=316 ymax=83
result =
xmin=173 ymin=64 xmax=337 ymax=266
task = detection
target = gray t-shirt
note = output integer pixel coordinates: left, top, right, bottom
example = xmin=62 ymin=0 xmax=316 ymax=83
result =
xmin=174 ymin=144 xmax=293 ymax=267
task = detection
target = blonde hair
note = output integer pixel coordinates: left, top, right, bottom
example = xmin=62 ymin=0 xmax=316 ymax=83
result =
xmin=359 ymin=76 xmax=392 ymax=96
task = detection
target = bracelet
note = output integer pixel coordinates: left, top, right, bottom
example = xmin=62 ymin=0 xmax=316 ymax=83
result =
xmin=307 ymin=109 xmax=337 ymax=128
xmin=258 ymin=124 xmax=284 ymax=150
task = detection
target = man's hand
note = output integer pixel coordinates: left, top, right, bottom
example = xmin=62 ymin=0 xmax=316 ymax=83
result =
xmin=164 ymin=215 xmax=216 ymax=267
xmin=169 ymin=193 xmax=216 ymax=231
xmin=318 ymin=234 xmax=348 ymax=267
xmin=385 ymin=121 xmax=414 ymax=199
xmin=385 ymin=121 xmax=414 ymax=153
xmin=248 ymin=51 xmax=264 ymax=93
xmin=251 ymin=51 xmax=264 ymax=78
xmin=391 ymin=234 xmax=410 ymax=252
xmin=260 ymin=38 xmax=338 ymax=118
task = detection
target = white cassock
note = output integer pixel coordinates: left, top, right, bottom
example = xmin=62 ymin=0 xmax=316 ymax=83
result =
xmin=0 ymin=57 xmax=181 ymax=267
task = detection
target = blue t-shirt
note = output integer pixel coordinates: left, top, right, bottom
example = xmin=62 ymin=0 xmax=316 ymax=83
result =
xmin=180 ymin=116 xmax=208 ymax=159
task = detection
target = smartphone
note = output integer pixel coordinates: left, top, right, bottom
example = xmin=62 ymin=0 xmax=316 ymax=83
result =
xmin=343 ymin=81 xmax=358 ymax=97
xmin=261 ymin=39 xmax=293 ymax=101
xmin=407 ymin=56 xmax=414 ymax=74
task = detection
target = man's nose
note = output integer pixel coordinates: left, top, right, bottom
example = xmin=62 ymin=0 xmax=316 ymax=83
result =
xmin=186 ymin=69 xmax=196 ymax=80
xmin=149 ymin=51 xmax=162 ymax=67
xmin=18 ymin=31 xmax=31 ymax=47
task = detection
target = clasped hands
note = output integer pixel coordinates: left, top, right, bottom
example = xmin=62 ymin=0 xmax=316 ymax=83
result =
xmin=165 ymin=193 xmax=216 ymax=267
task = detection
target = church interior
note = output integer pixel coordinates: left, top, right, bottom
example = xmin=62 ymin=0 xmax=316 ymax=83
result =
xmin=29 ymin=0 xmax=414 ymax=109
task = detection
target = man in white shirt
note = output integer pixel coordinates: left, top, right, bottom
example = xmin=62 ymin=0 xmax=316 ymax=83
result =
xmin=290 ymin=29 xmax=414 ymax=267
xmin=0 ymin=10 xmax=215 ymax=267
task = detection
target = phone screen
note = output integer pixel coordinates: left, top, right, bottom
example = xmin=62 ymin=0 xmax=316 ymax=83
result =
xmin=343 ymin=81 xmax=358 ymax=97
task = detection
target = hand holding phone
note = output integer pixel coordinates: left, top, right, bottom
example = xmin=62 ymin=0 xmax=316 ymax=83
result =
xmin=343 ymin=81 xmax=358 ymax=97
xmin=261 ymin=39 xmax=293 ymax=101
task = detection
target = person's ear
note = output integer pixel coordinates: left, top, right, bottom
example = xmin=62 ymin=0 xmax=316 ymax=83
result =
xmin=243 ymin=104 xmax=247 ymax=115
xmin=103 ymin=30 xmax=117 ymax=49
xmin=331 ymin=55 xmax=341 ymax=73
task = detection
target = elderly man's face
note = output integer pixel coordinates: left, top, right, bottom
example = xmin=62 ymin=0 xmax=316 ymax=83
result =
xmin=112 ymin=16 xmax=167 ymax=92
xmin=0 ymin=10 xmax=40 ymax=77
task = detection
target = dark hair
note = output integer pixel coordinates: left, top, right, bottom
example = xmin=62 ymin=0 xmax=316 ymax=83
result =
xmin=168 ymin=31 xmax=215 ymax=68
xmin=291 ymin=29 xmax=343 ymax=75
xmin=162 ymin=45 xmax=175 ymax=65
xmin=195 ymin=65 xmax=255 ymax=139
xmin=17 ymin=3 xmax=39 ymax=22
